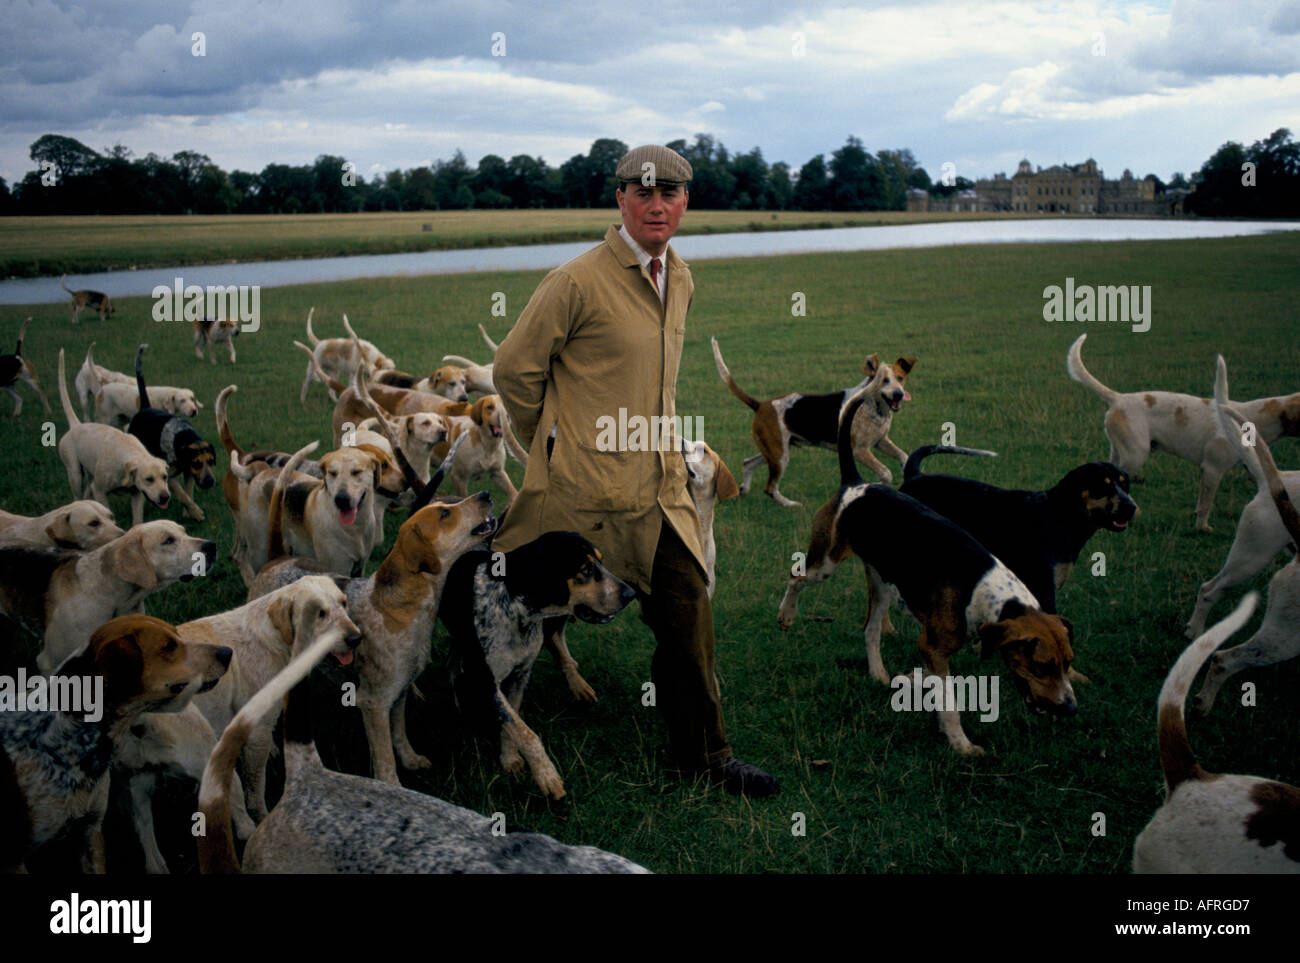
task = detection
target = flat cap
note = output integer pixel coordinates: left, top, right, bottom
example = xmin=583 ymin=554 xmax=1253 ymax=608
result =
xmin=615 ymin=145 xmax=693 ymax=187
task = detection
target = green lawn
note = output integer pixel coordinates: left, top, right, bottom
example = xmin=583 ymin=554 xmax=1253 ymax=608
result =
xmin=2 ymin=231 xmax=1298 ymax=874
xmin=1 ymin=208 xmax=1051 ymax=279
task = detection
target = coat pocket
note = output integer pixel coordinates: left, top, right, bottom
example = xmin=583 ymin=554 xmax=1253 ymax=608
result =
xmin=551 ymin=439 xmax=641 ymax=513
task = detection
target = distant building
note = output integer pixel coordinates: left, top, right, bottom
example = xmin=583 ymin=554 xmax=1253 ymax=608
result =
xmin=908 ymin=158 xmax=1185 ymax=215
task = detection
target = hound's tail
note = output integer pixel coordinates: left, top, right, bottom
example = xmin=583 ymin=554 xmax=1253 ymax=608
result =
xmin=356 ymin=377 xmax=425 ymax=489
xmin=304 ymin=307 xmax=319 ymax=348
xmin=1156 ymin=592 xmax=1258 ymax=794
xmin=479 ymin=323 xmax=500 ymax=355
xmin=441 ymin=354 xmax=478 ymax=368
xmin=341 ymin=313 xmax=364 ymax=347
xmin=294 ymin=341 xmax=347 ymax=397
xmin=268 ymin=441 xmax=318 ymax=562
xmin=14 ymin=317 xmax=29 ymax=356
xmin=837 ymin=364 xmax=887 ymax=488
xmin=134 ymin=344 xmax=150 ymax=411
xmin=710 ymin=337 xmax=762 ymax=412
xmin=1212 ymin=356 xmax=1300 ymax=547
xmin=215 ymin=385 xmax=243 ymax=456
xmin=903 ymin=445 xmax=998 ymax=482
xmin=1066 ymin=334 xmax=1121 ymax=404
xmin=198 ymin=615 xmax=343 ymax=874
xmin=60 ymin=275 xmax=73 ymax=295
xmin=343 ymin=315 xmax=372 ymax=382
xmin=500 ymin=406 xmax=529 ymax=466
xmin=409 ymin=431 xmax=468 ymax=516
xmin=56 ymin=349 xmax=80 ymax=428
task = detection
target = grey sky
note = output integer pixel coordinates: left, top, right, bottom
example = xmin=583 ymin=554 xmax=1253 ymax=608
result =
xmin=2 ymin=0 xmax=1297 ymax=187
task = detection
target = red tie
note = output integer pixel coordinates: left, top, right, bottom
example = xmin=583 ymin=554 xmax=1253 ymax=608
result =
xmin=648 ymin=257 xmax=661 ymax=285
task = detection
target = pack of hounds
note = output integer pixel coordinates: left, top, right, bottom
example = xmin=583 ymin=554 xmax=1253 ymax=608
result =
xmin=0 ymin=285 xmax=1296 ymax=875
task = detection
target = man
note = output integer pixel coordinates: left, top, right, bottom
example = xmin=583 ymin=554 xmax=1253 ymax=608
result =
xmin=492 ymin=144 xmax=777 ymax=796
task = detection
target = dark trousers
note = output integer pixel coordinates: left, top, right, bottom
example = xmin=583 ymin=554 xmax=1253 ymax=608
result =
xmin=637 ymin=522 xmax=732 ymax=772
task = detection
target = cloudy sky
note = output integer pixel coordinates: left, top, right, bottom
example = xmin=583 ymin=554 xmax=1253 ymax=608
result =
xmin=1 ymin=0 xmax=1297 ymax=188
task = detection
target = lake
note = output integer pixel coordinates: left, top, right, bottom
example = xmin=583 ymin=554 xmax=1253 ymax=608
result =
xmin=2 ymin=217 xmax=1295 ymax=305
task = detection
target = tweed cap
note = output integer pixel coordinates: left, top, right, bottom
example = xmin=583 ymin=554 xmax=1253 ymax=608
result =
xmin=615 ymin=145 xmax=693 ymax=187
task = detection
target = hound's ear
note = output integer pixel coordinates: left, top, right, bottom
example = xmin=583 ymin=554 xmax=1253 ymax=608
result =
xmin=112 ymin=534 xmax=158 ymax=591
xmin=895 ymin=357 xmax=917 ymax=374
xmin=470 ymin=397 xmax=487 ymax=426
xmin=91 ymin=630 xmax=144 ymax=704
xmin=268 ymin=595 xmax=295 ymax=647
xmin=415 ymin=528 xmax=443 ymax=575
xmin=45 ymin=512 xmax=76 ymax=546
xmin=862 ymin=353 xmax=880 ymax=377
xmin=1056 ymin=615 xmax=1075 ymax=644
xmin=713 ymin=453 xmax=740 ymax=501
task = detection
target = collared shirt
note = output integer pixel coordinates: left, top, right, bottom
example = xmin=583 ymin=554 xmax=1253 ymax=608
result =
xmin=618 ymin=223 xmax=666 ymax=304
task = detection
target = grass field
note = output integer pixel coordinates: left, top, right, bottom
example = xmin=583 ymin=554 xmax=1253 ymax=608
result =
xmin=2 ymin=230 xmax=1298 ymax=874
xmin=1 ymin=208 xmax=1045 ymax=279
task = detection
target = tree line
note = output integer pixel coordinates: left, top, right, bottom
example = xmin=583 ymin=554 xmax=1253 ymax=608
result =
xmin=0 ymin=129 xmax=1295 ymax=217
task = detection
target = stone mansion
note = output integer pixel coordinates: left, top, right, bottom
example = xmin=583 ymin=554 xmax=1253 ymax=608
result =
xmin=908 ymin=158 xmax=1187 ymax=215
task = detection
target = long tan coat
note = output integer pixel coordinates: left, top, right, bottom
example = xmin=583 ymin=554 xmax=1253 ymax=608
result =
xmin=491 ymin=224 xmax=705 ymax=592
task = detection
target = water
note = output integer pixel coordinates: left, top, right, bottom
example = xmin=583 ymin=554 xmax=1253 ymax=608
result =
xmin=2 ymin=217 xmax=1294 ymax=305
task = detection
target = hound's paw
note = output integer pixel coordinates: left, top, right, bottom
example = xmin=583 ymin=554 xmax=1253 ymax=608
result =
xmin=956 ymin=743 xmax=986 ymax=757
xmin=533 ymin=768 xmax=567 ymax=800
xmin=1067 ymin=667 xmax=1091 ymax=684
xmin=501 ymin=750 xmax=525 ymax=774
xmin=874 ymin=468 xmax=894 ymax=485
xmin=186 ymin=507 xmax=206 ymax=522
xmin=400 ymin=753 xmax=432 ymax=771
xmin=566 ymin=672 xmax=598 ymax=703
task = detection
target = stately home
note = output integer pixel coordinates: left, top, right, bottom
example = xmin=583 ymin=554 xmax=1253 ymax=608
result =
xmin=908 ymin=158 xmax=1186 ymax=215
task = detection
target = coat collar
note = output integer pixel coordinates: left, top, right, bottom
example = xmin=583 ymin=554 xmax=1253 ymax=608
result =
xmin=605 ymin=223 xmax=687 ymax=272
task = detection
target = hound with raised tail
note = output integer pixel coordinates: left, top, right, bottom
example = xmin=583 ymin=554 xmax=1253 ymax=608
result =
xmin=127 ymin=344 xmax=217 ymax=522
xmin=227 ymin=439 xmax=381 ymax=583
xmin=74 ymin=343 xmax=132 ymax=422
xmin=197 ymin=590 xmax=647 ymax=873
xmin=61 ymin=275 xmax=115 ymax=324
xmin=712 ymin=336 xmax=915 ymax=506
xmin=1191 ymin=356 xmax=1300 ymax=714
xmin=1132 ymin=592 xmax=1300 ymax=873
xmin=1 ymin=318 xmax=52 ymax=417
xmin=300 ymin=309 xmax=395 ymax=403
xmin=1067 ymin=333 xmax=1300 ymax=530
xmin=193 ymin=316 xmax=239 ymax=364
xmin=54 ymin=349 xmax=173 ymax=528
xmin=780 ymin=381 xmax=1077 ymax=755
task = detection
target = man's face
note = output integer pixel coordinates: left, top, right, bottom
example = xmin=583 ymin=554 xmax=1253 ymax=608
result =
xmin=616 ymin=182 xmax=689 ymax=256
